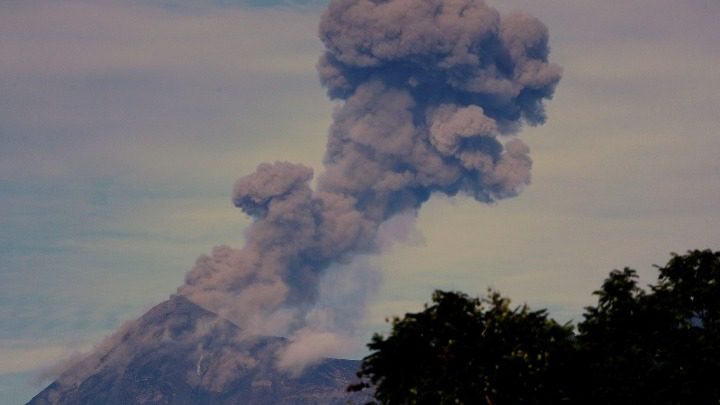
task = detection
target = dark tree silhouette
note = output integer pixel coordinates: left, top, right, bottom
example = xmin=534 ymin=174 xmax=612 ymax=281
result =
xmin=577 ymin=249 xmax=720 ymax=404
xmin=351 ymin=249 xmax=720 ymax=405
xmin=349 ymin=290 xmax=575 ymax=404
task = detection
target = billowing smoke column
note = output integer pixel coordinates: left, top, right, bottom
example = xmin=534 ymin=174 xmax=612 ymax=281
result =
xmin=179 ymin=0 xmax=560 ymax=371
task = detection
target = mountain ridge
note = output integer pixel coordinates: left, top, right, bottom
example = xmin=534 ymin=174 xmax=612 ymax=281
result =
xmin=28 ymin=295 xmax=369 ymax=405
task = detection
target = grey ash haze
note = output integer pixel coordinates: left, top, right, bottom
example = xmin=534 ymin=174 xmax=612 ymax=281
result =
xmin=4 ymin=0 xmax=720 ymax=402
xmin=178 ymin=0 xmax=561 ymax=373
xmin=28 ymin=0 xmax=562 ymax=399
xmin=26 ymin=0 xmax=562 ymax=400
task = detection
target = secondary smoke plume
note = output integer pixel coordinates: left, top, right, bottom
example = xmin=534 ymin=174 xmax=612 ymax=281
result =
xmin=178 ymin=0 xmax=560 ymax=371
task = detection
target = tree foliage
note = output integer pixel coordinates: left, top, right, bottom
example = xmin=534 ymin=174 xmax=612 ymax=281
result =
xmin=577 ymin=250 xmax=720 ymax=404
xmin=349 ymin=290 xmax=575 ymax=404
xmin=350 ymin=249 xmax=720 ymax=404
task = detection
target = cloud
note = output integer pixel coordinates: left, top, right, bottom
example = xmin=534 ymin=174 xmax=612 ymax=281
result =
xmin=276 ymin=329 xmax=352 ymax=376
xmin=0 ymin=341 xmax=90 ymax=376
xmin=351 ymin=0 xmax=720 ymax=319
xmin=178 ymin=0 xmax=561 ymax=377
xmin=2 ymin=1 xmax=720 ymax=396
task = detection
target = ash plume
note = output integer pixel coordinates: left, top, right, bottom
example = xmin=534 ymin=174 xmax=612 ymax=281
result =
xmin=177 ymin=0 xmax=561 ymax=372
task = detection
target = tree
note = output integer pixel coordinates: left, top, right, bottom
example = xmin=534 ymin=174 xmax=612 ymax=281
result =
xmin=576 ymin=249 xmax=720 ymax=404
xmin=349 ymin=290 xmax=575 ymax=404
xmin=351 ymin=250 xmax=720 ymax=405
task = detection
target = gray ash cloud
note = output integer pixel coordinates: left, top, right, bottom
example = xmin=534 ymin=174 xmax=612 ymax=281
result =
xmin=178 ymin=0 xmax=561 ymax=372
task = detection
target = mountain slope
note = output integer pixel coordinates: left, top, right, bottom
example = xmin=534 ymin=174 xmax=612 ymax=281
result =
xmin=29 ymin=296 xmax=368 ymax=404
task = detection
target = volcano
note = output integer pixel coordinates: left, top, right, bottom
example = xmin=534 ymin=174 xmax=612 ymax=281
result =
xmin=29 ymin=0 xmax=563 ymax=402
xmin=28 ymin=296 xmax=369 ymax=405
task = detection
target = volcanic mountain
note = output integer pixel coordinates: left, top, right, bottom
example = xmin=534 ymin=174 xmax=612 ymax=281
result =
xmin=28 ymin=295 xmax=369 ymax=404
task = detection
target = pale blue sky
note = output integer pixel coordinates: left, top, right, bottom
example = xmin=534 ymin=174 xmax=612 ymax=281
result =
xmin=1 ymin=0 xmax=719 ymax=403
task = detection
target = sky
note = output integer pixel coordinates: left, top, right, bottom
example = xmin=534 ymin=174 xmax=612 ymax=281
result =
xmin=1 ymin=0 xmax=719 ymax=403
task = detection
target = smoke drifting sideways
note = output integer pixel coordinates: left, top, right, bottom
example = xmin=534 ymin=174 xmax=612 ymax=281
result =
xmin=178 ymin=0 xmax=561 ymax=373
